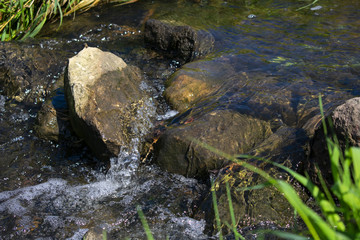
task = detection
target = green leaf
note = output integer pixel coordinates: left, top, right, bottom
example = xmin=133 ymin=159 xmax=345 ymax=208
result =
xmin=272 ymin=231 xmax=309 ymax=240
xmin=226 ymin=182 xmax=244 ymax=240
xmin=211 ymin=180 xmax=223 ymax=240
xmin=236 ymin=182 xmax=271 ymax=191
xmin=55 ymin=0 xmax=64 ymax=29
xmin=276 ymin=181 xmax=338 ymax=240
xmin=136 ymin=205 xmax=154 ymax=240
xmin=350 ymin=147 xmax=360 ymax=185
xmin=329 ymin=144 xmax=341 ymax=183
xmin=21 ymin=15 xmax=46 ymax=39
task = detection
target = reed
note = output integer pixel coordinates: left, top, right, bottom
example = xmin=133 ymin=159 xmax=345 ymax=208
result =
xmin=0 ymin=0 xmax=132 ymax=41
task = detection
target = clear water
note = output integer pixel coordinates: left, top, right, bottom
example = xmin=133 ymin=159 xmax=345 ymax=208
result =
xmin=1 ymin=0 xmax=360 ymax=239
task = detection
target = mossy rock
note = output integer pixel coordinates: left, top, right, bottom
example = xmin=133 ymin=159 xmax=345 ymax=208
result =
xmin=199 ymin=162 xmax=309 ymax=235
xmin=153 ymin=109 xmax=272 ymax=179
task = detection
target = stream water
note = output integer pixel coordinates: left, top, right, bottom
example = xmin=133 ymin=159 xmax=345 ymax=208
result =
xmin=1 ymin=0 xmax=360 ymax=239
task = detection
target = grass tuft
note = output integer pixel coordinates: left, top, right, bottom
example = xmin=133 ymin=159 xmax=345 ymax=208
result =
xmin=0 ymin=0 xmax=133 ymax=41
xmin=191 ymin=95 xmax=360 ymax=239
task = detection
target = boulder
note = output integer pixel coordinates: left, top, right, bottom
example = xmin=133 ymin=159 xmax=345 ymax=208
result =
xmin=309 ymin=97 xmax=360 ymax=185
xmin=331 ymin=97 xmax=360 ymax=147
xmin=164 ymin=59 xmax=235 ymax=112
xmin=65 ymin=47 xmax=155 ymax=160
xmin=153 ymin=109 xmax=272 ymax=179
xmin=144 ymin=19 xmax=214 ymax=63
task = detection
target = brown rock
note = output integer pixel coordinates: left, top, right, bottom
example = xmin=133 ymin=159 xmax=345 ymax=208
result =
xmin=144 ymin=19 xmax=215 ymax=63
xmin=153 ymin=109 xmax=272 ymax=179
xmin=65 ymin=47 xmax=155 ymax=160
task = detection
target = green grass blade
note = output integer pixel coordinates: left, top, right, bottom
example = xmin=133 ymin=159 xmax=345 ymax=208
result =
xmin=329 ymin=144 xmax=341 ymax=184
xmin=55 ymin=0 xmax=64 ymax=29
xmin=236 ymin=182 xmax=271 ymax=191
xmin=23 ymin=15 xmax=46 ymax=39
xmin=102 ymin=228 xmax=107 ymax=240
xmin=226 ymin=182 xmax=244 ymax=240
xmin=136 ymin=205 xmax=155 ymax=240
xmin=350 ymin=147 xmax=360 ymax=186
xmin=211 ymin=180 xmax=223 ymax=240
xmin=194 ymin=140 xmax=346 ymax=240
xmin=276 ymin=181 xmax=336 ymax=240
xmin=272 ymin=231 xmax=309 ymax=240
xmin=318 ymin=94 xmax=328 ymax=136
xmin=314 ymin=166 xmax=336 ymax=208
xmin=296 ymin=0 xmax=319 ymax=11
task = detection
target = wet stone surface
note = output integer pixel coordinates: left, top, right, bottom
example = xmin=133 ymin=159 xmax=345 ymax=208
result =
xmin=0 ymin=0 xmax=360 ymax=239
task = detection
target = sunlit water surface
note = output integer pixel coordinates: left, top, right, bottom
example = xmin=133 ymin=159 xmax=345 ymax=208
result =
xmin=1 ymin=0 xmax=359 ymax=239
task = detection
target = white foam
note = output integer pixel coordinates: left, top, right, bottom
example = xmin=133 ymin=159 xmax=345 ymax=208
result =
xmin=171 ymin=217 xmax=207 ymax=239
xmin=0 ymin=179 xmax=67 ymax=215
xmin=157 ymin=110 xmax=179 ymax=121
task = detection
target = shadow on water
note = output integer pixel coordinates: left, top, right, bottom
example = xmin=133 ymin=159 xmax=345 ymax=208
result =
xmin=0 ymin=0 xmax=360 ymax=239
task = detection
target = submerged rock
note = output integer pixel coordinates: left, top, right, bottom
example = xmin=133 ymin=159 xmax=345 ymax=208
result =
xmin=65 ymin=47 xmax=155 ymax=160
xmin=0 ymin=41 xmax=67 ymax=104
xmin=164 ymin=59 xmax=235 ymax=112
xmin=144 ymin=19 xmax=215 ymax=63
xmin=83 ymin=227 xmax=112 ymax=240
xmin=163 ymin=55 xmax=352 ymax=128
xmin=153 ymin=109 xmax=272 ymax=179
xmin=198 ymin=162 xmax=309 ymax=235
xmin=34 ymin=97 xmax=63 ymax=142
xmin=34 ymin=74 xmax=70 ymax=142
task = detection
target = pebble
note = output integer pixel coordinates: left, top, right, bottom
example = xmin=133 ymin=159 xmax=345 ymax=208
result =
xmin=310 ymin=6 xmax=322 ymax=11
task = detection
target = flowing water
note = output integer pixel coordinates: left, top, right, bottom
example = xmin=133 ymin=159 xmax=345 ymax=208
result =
xmin=1 ymin=0 xmax=360 ymax=239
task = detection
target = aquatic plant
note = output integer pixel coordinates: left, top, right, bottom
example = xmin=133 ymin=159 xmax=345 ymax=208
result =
xmin=193 ymin=95 xmax=360 ymax=239
xmin=296 ymin=0 xmax=319 ymax=11
xmin=0 ymin=0 xmax=133 ymax=41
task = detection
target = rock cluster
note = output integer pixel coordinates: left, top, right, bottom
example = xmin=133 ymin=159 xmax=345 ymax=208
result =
xmin=3 ymin=19 xmax=358 ymax=237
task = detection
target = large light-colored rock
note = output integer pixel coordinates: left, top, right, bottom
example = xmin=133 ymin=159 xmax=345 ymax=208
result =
xmin=65 ymin=47 xmax=155 ymax=160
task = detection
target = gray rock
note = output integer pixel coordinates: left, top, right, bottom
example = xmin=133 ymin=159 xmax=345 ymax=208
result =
xmin=144 ymin=19 xmax=214 ymax=63
xmin=309 ymin=97 xmax=360 ymax=185
xmin=332 ymin=97 xmax=360 ymax=147
xmin=65 ymin=47 xmax=155 ymax=160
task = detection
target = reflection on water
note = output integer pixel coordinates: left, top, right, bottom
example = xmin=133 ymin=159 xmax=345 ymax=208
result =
xmin=1 ymin=0 xmax=360 ymax=239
